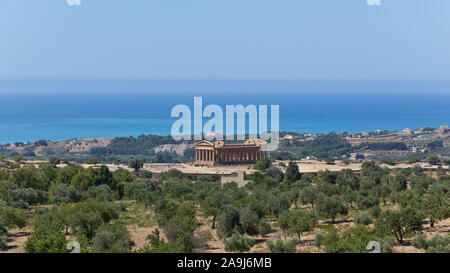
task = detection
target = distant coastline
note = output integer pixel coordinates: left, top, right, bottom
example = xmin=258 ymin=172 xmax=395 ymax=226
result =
xmin=1 ymin=79 xmax=449 ymax=143
xmin=1 ymin=127 xmax=448 ymax=166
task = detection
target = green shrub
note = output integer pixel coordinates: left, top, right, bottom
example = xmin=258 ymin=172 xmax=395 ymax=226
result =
xmin=377 ymin=208 xmax=424 ymax=243
xmin=412 ymin=233 xmax=450 ymax=253
xmin=408 ymin=157 xmax=419 ymax=164
xmin=217 ymin=205 xmax=241 ymax=238
xmin=267 ymin=238 xmax=299 ymax=253
xmin=317 ymin=195 xmax=348 ymax=223
xmin=322 ymin=226 xmax=378 ymax=253
xmin=69 ymin=201 xmax=120 ymax=240
xmin=383 ymin=158 xmax=396 ymax=166
xmin=239 ymin=207 xmax=259 ymax=236
xmin=426 ymin=235 xmax=450 ymax=253
xmin=124 ymin=180 xmax=160 ymax=205
xmin=255 ymin=158 xmax=271 ymax=171
xmin=156 ymin=202 xmax=197 ymax=252
xmin=354 ymin=212 xmax=373 ymax=226
xmin=356 ymin=195 xmax=379 ymax=210
xmin=163 ymin=180 xmax=191 ymax=200
xmin=265 ymin=167 xmax=284 ymax=183
xmin=369 ymin=206 xmax=382 ymax=219
xmin=258 ymin=218 xmax=271 ymax=236
xmin=224 ymin=232 xmax=255 ymax=253
xmin=33 ymin=207 xmax=66 ymax=235
xmin=0 ymin=206 xmax=26 ymax=229
xmin=0 ymin=219 xmax=7 ymax=250
xmin=315 ymin=232 xmax=325 ymax=247
xmin=8 ymin=188 xmax=48 ymax=208
xmin=427 ymin=155 xmax=440 ymax=165
xmin=412 ymin=233 xmax=428 ymax=249
xmin=92 ymin=223 xmax=134 ymax=253
xmin=379 ymin=236 xmax=395 ymax=253
xmin=86 ymin=185 xmax=114 ymax=202
xmin=0 ymin=180 xmax=16 ymax=202
xmin=51 ymin=184 xmax=82 ymax=203
xmin=25 ymin=231 xmax=68 ymax=253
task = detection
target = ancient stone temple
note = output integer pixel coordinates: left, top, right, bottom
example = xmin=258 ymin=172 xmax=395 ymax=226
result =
xmin=195 ymin=139 xmax=268 ymax=165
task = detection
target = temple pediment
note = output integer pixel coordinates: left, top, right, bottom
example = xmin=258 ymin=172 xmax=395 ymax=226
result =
xmin=195 ymin=140 xmax=214 ymax=147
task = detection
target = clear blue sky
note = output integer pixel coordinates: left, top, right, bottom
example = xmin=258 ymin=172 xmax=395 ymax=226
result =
xmin=2 ymin=0 xmax=450 ymax=80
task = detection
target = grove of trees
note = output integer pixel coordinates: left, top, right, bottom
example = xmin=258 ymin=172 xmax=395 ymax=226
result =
xmin=0 ymin=157 xmax=449 ymax=253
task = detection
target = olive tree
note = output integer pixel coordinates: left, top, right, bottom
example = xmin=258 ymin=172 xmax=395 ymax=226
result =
xmin=224 ymin=232 xmax=255 ymax=253
xmin=317 ymin=195 xmax=348 ymax=223
xmin=377 ymin=208 xmax=423 ymax=243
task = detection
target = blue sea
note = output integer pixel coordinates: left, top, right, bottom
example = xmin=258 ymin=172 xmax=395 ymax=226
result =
xmin=0 ymin=79 xmax=449 ymax=144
